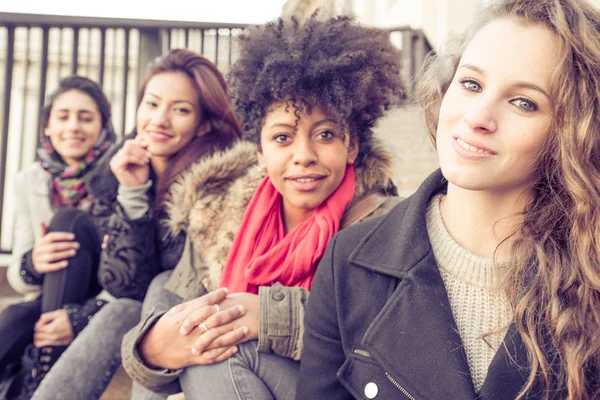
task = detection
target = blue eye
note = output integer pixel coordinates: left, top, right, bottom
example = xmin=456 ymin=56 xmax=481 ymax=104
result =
xmin=461 ymin=79 xmax=482 ymax=93
xmin=511 ymin=98 xmax=538 ymax=113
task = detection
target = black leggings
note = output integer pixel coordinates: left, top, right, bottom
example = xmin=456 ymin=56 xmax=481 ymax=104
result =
xmin=0 ymin=208 xmax=101 ymax=369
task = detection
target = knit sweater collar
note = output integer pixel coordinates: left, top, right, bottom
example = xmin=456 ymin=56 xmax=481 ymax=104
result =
xmin=426 ymin=194 xmax=504 ymax=290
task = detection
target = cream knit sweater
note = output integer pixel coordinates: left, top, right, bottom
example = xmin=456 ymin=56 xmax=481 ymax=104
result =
xmin=425 ymin=194 xmax=513 ymax=392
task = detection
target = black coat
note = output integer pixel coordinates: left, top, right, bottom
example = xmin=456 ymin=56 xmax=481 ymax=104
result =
xmin=297 ymin=170 xmax=564 ymax=400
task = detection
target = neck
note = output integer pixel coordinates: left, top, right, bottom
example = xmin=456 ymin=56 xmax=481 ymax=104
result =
xmin=150 ymin=156 xmax=169 ymax=178
xmin=282 ymin=200 xmax=314 ymax=234
xmin=440 ymin=183 xmax=532 ymax=260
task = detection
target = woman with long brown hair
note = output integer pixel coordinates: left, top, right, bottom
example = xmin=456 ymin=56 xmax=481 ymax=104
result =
xmin=30 ymin=48 xmax=245 ymax=399
xmin=297 ymin=0 xmax=600 ymax=399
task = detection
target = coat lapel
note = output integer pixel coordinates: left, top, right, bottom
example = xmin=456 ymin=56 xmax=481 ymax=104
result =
xmin=348 ymin=170 xmax=477 ymax=399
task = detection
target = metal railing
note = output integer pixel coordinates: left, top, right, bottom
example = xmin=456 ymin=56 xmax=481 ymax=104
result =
xmin=0 ymin=13 xmax=433 ymax=259
xmin=0 ymin=12 xmax=247 ymax=255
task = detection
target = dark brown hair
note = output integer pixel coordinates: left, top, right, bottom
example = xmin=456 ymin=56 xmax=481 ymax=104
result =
xmin=138 ymin=49 xmax=244 ymax=211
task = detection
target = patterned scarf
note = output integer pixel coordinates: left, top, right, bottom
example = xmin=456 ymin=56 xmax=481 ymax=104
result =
xmin=38 ymin=128 xmax=114 ymax=212
xmin=219 ymin=164 xmax=356 ymax=294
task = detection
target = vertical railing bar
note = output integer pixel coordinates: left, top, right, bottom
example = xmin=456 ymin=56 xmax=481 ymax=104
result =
xmin=99 ymin=28 xmax=106 ymax=87
xmin=36 ymin=27 xmax=49 ymax=146
xmin=121 ymin=28 xmax=130 ymax=136
xmin=228 ymin=29 xmax=233 ymax=67
xmin=184 ymin=28 xmax=189 ymax=48
xmin=0 ymin=25 xmax=15 ymax=245
xmin=214 ymin=30 xmax=219 ymax=66
xmin=167 ymin=29 xmax=172 ymax=50
xmin=71 ymin=26 xmax=79 ymax=75
xmin=200 ymin=29 xmax=204 ymax=55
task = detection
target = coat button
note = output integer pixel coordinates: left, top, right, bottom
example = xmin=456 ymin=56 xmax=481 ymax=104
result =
xmin=272 ymin=291 xmax=285 ymax=301
xmin=364 ymin=382 xmax=378 ymax=399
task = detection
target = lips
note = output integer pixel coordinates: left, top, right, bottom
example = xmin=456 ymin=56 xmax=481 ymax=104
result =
xmin=285 ymin=174 xmax=327 ymax=191
xmin=454 ymin=137 xmax=495 ymax=155
xmin=147 ymin=131 xmax=172 ymax=142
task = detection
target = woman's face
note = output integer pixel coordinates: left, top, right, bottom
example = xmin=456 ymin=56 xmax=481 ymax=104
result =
xmin=436 ymin=18 xmax=558 ymax=196
xmin=258 ymin=103 xmax=358 ymax=216
xmin=136 ymin=71 xmax=204 ymax=158
xmin=44 ymin=89 xmax=103 ymax=166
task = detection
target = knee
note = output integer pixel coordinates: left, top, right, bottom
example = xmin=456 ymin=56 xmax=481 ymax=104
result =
xmin=49 ymin=208 xmax=100 ymax=245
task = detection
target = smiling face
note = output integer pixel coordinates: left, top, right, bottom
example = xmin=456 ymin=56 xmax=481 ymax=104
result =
xmin=136 ymin=71 xmax=204 ymax=159
xmin=258 ymin=103 xmax=358 ymax=224
xmin=436 ymin=18 xmax=558 ymax=196
xmin=44 ymin=89 xmax=103 ymax=166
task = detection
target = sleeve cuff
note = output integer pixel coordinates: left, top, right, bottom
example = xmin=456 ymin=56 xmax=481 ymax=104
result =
xmin=20 ymin=250 xmax=43 ymax=285
xmin=65 ymin=298 xmax=108 ymax=338
xmin=257 ymin=284 xmax=304 ymax=360
xmin=117 ymin=180 xmax=153 ymax=221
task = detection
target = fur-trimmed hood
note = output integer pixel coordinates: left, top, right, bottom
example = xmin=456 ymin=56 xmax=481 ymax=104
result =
xmin=162 ymin=136 xmax=397 ymax=299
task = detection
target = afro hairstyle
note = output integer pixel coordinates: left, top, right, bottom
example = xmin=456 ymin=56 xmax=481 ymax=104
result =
xmin=227 ymin=14 xmax=406 ymax=166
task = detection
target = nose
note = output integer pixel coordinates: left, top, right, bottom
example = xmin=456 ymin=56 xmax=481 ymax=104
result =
xmin=463 ymin=97 xmax=497 ymax=133
xmin=292 ymin=136 xmax=318 ymax=167
xmin=66 ymin=115 xmax=80 ymax=131
xmin=150 ymin=106 xmax=170 ymax=127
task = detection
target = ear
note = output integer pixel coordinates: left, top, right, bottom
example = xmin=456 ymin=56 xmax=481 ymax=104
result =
xmin=256 ymin=146 xmax=267 ymax=171
xmin=196 ymin=121 xmax=211 ymax=137
xmin=43 ymin=126 xmax=51 ymax=137
xmin=347 ymin=137 xmax=359 ymax=164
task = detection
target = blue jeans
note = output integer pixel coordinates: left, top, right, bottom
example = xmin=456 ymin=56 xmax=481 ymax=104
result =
xmin=31 ymin=298 xmax=143 ymax=400
xmin=180 ymin=341 xmax=300 ymax=400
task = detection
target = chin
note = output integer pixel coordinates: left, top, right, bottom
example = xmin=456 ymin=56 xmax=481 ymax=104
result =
xmin=440 ymin=164 xmax=497 ymax=192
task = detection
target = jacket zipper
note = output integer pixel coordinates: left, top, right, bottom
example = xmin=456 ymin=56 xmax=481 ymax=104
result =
xmin=385 ymin=372 xmax=416 ymax=400
xmin=352 ymin=349 xmax=416 ymax=400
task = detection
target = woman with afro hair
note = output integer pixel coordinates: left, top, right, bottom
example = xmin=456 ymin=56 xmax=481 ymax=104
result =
xmin=121 ymin=14 xmax=406 ymax=399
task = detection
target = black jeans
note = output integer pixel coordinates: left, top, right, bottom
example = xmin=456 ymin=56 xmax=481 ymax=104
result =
xmin=0 ymin=208 xmax=101 ymax=369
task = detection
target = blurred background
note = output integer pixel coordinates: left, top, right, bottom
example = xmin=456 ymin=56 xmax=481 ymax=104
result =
xmin=0 ymin=0 xmax=494 ymax=280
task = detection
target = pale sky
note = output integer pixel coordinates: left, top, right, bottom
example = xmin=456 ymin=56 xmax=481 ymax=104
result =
xmin=0 ymin=0 xmax=288 ymax=24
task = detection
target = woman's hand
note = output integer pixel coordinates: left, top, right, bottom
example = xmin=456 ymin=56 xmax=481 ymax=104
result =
xmin=32 ymin=221 xmax=79 ymax=274
xmin=110 ymin=138 xmax=151 ymax=187
xmin=33 ymin=309 xmax=74 ymax=347
xmin=138 ymin=288 xmax=249 ymax=369
xmin=179 ymin=292 xmax=260 ymax=359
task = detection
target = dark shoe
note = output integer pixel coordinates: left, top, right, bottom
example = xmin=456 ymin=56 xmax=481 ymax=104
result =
xmin=12 ymin=344 xmax=66 ymax=400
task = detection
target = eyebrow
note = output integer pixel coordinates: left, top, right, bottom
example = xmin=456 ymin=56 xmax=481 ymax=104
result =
xmin=145 ymin=92 xmax=195 ymax=105
xmin=267 ymin=118 xmax=337 ymax=130
xmin=55 ymin=108 xmax=94 ymax=114
xmin=458 ymin=64 xmax=549 ymax=98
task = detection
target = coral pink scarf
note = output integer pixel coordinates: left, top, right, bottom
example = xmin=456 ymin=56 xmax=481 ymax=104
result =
xmin=219 ymin=165 xmax=356 ymax=294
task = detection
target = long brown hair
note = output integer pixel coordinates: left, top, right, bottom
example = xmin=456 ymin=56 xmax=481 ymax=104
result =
xmin=416 ymin=0 xmax=600 ymax=398
xmin=138 ymin=49 xmax=244 ymax=211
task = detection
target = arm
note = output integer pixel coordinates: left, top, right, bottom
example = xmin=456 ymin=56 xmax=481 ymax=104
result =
xmin=296 ymin=237 xmax=352 ymax=398
xmin=7 ymin=172 xmax=40 ymax=295
xmin=98 ymin=181 xmax=161 ymax=300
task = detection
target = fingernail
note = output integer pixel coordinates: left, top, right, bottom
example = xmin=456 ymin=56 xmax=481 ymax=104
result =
xmin=180 ymin=326 xmax=187 ymax=335
xmin=191 ymin=347 xmax=199 ymax=355
xmin=221 ymin=288 xmax=229 ymax=294
xmin=232 ymin=346 xmax=238 ymax=354
xmin=237 ymin=305 xmax=245 ymax=313
xmin=242 ymin=326 xmax=249 ymax=335
xmin=74 ymin=243 xmax=80 ymax=249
